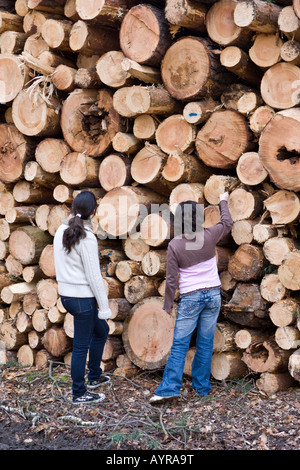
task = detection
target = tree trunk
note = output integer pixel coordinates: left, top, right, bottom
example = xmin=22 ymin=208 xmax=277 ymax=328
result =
xmin=236 ymin=152 xmax=268 ymax=186
xmin=275 ymin=326 xmax=300 ymax=350
xmin=231 ymin=218 xmax=258 ymax=245
xmin=228 ymin=187 xmax=264 ymax=221
xmin=69 ymin=20 xmax=119 ymax=56
xmin=61 ymin=88 xmax=125 ymax=157
xmin=1 ymin=282 xmax=36 ymax=305
xmin=99 ymin=153 xmax=132 ymax=192
xmin=140 ymin=211 xmax=173 ymax=248
xmin=9 ymin=225 xmax=52 ymax=265
xmin=60 ymin=152 xmax=100 ymax=187
xmin=120 ymin=4 xmax=171 ymax=66
xmin=0 ymin=321 xmax=27 ymax=350
xmin=278 ymin=5 xmax=300 ymax=41
xmin=278 ymin=250 xmax=300 ymax=291
xmin=23 ymin=293 xmax=40 ymax=316
xmin=195 ymin=110 xmax=254 ymax=169
xmin=0 ymin=11 xmax=23 ymax=33
xmin=35 ymin=138 xmax=71 ymax=174
xmin=183 ymin=98 xmax=220 ymax=125
xmin=165 ymin=0 xmax=207 ymax=33
xmin=288 ymin=348 xmax=300 ymax=382
xmin=141 ymin=250 xmax=167 ymax=277
xmin=98 ymin=185 xmax=166 ymax=238
xmin=47 ymin=205 xmax=70 ymax=236
xmin=206 ymin=0 xmax=253 ymax=47
xmin=249 ymin=33 xmax=283 ymax=68
xmin=28 ymin=330 xmax=43 ymax=350
xmin=109 ymin=297 xmax=132 ymax=321
xmin=96 ymin=51 xmax=132 ymax=89
xmin=17 ymin=344 xmax=36 ymax=366
xmin=263 ymin=190 xmax=300 ymax=224
xmin=32 ymin=308 xmax=52 ymax=333
xmin=213 ymin=321 xmax=240 ymax=352
xmin=13 ymin=181 xmax=55 ymax=205
xmin=41 ymin=18 xmax=73 ymax=52
xmin=121 ymin=58 xmax=161 ymax=84
xmin=0 ymin=124 xmax=34 ymax=184
xmin=242 ymin=339 xmax=291 ymax=373
xmin=169 ymin=182 xmax=204 ymax=214
xmin=122 ymin=235 xmax=150 ymax=262
xmin=234 ymin=0 xmax=282 ymax=34
xmin=155 ymin=114 xmax=196 ymax=155
xmin=112 ymin=133 xmax=141 ymax=155
xmin=115 ymin=260 xmax=142 ymax=283
xmin=42 ymin=326 xmax=72 ymax=357
xmin=133 ymin=115 xmax=158 ymax=141
xmin=228 ymin=243 xmax=266 ymax=281
xmin=75 ymin=67 xmax=102 ymax=89
xmin=113 ymin=85 xmax=179 ymax=118
xmin=256 ymin=372 xmax=296 ymax=395
xmin=130 ymin=144 xmax=173 ymax=196
xmin=27 ymin=0 xmax=66 ymax=14
xmin=24 ymin=161 xmax=62 ymax=188
xmin=161 ymin=36 xmax=233 ymax=101
xmin=263 ymin=237 xmax=294 ymax=265
xmin=52 ymin=65 xmax=77 ymax=93
xmin=223 ymin=282 xmax=270 ymax=328
xmin=259 ymin=114 xmax=300 ymax=191
xmin=75 ymin=0 xmax=136 ymax=26
xmin=234 ymin=328 xmax=270 ymax=349
xmin=36 ymin=278 xmax=58 ymax=309
xmin=260 ymin=273 xmax=286 ymax=303
xmin=252 ymin=224 xmax=278 ymax=244
xmin=103 ymin=277 xmax=124 ymax=299
xmin=280 ymin=39 xmax=300 ymax=66
xmin=249 ymin=106 xmax=275 ymax=136
xmin=204 ymin=174 xmax=238 ymax=205
xmin=269 ymin=298 xmax=300 ymax=327
xmin=221 ymin=83 xmax=263 ymax=115
xmin=220 ymin=46 xmax=263 ymax=86
xmin=211 ymin=351 xmax=248 ymax=380
xmin=0 ymin=31 xmax=27 ymax=54
xmin=12 ymin=88 xmax=61 ymax=138
xmin=261 ymin=63 xmax=300 ymax=110
xmin=122 ymin=296 xmax=176 ymax=369
xmin=39 ymin=244 xmax=55 ymax=278
xmin=124 ymin=275 xmax=161 ymax=304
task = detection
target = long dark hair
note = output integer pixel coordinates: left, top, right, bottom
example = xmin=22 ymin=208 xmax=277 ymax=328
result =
xmin=174 ymin=200 xmax=204 ymax=236
xmin=63 ymin=191 xmax=97 ymax=253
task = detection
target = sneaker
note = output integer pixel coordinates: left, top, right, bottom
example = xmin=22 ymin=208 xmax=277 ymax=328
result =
xmin=73 ymin=391 xmax=105 ymax=405
xmin=87 ymin=375 xmax=111 ymax=389
xmin=149 ymin=394 xmax=177 ymax=405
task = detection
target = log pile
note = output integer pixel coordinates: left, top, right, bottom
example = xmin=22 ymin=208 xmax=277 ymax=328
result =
xmin=0 ymin=0 xmax=300 ymax=395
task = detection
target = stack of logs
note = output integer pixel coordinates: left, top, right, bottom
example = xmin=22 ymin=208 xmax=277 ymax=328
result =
xmin=0 ymin=0 xmax=300 ymax=396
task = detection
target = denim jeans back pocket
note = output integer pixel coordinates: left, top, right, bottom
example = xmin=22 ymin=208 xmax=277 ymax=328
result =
xmin=60 ymin=296 xmax=95 ymax=316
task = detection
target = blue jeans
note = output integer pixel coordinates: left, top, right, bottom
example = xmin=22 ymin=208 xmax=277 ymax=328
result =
xmin=60 ymin=296 xmax=109 ymax=398
xmin=156 ymin=288 xmax=221 ymax=397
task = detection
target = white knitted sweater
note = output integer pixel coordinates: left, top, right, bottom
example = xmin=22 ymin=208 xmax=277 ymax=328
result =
xmin=53 ymin=218 xmax=112 ymax=319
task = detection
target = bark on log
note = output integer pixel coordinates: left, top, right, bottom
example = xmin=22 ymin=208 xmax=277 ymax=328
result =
xmin=41 ymin=18 xmax=73 ymax=52
xmin=183 ymin=98 xmax=220 ymax=125
xmin=120 ymin=4 xmax=171 ymax=66
xmin=24 ymin=161 xmax=62 ymax=189
xmin=121 ymin=58 xmax=161 ymax=84
xmin=0 ymin=321 xmax=27 ymax=350
xmin=234 ymin=328 xmax=270 ymax=349
xmin=223 ymin=282 xmax=270 ymax=328
xmin=165 ymin=0 xmax=207 ymax=33
xmin=280 ymin=39 xmax=300 ymax=66
xmin=13 ymin=181 xmax=55 ymax=205
xmin=112 ymin=133 xmax=142 ymax=155
xmin=115 ymin=260 xmax=142 ymax=283
xmin=228 ymin=244 xmax=266 ymax=281
xmin=75 ymin=0 xmax=136 ymax=26
xmin=221 ymin=83 xmax=263 ymax=115
xmin=161 ymin=36 xmax=233 ymax=101
xmin=278 ymin=5 xmax=300 ymax=41
xmin=122 ymin=296 xmax=176 ymax=369
xmin=109 ymin=297 xmax=132 ymax=321
xmin=0 ymin=31 xmax=26 ymax=54
xmin=61 ymin=88 xmax=125 ymax=157
xmin=69 ymin=20 xmax=119 ymax=56
xmin=75 ymin=67 xmax=102 ymax=89
xmin=162 ymin=152 xmax=213 ymax=187
xmin=195 ymin=110 xmax=254 ymax=169
xmin=1 ymin=282 xmax=36 ymax=305
xmin=256 ymin=372 xmax=296 ymax=394
xmin=234 ymin=0 xmax=282 ymax=34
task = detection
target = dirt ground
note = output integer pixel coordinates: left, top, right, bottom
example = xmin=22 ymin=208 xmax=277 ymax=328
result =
xmin=0 ymin=361 xmax=299 ymax=453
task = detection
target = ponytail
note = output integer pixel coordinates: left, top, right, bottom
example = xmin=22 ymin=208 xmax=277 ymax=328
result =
xmin=62 ymin=191 xmax=97 ymax=253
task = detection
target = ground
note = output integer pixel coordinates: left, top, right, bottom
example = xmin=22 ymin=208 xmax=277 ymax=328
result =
xmin=0 ymin=361 xmax=299 ymax=453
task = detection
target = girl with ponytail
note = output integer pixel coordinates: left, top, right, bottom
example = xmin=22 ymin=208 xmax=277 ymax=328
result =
xmin=54 ymin=191 xmax=112 ymax=405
